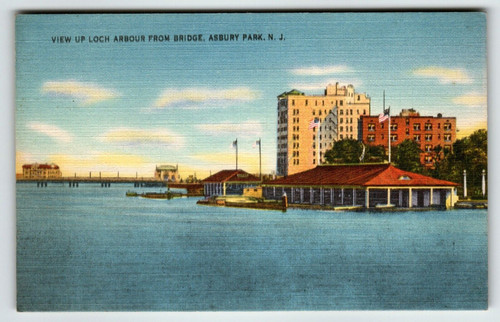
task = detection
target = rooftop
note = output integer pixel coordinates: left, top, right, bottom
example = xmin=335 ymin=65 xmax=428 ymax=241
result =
xmin=22 ymin=163 xmax=59 ymax=170
xmin=263 ymin=164 xmax=458 ymax=187
xmin=277 ymin=89 xmax=305 ymax=98
xmin=202 ymin=169 xmax=261 ymax=183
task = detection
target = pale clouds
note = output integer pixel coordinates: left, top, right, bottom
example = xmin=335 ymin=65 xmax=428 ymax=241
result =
xmin=153 ymin=87 xmax=259 ymax=108
xmin=452 ymin=92 xmax=487 ymax=107
xmin=50 ymin=152 xmax=147 ymax=167
xmin=99 ymin=127 xmax=184 ymax=148
xmin=41 ymin=81 xmax=120 ymax=105
xmin=47 ymin=152 xmax=152 ymax=176
xmin=196 ymin=120 xmax=263 ymax=136
xmin=27 ymin=121 xmax=73 ymax=143
xmin=412 ymin=67 xmax=472 ymax=84
xmin=289 ymin=79 xmax=364 ymax=91
xmin=290 ymin=65 xmax=353 ymax=76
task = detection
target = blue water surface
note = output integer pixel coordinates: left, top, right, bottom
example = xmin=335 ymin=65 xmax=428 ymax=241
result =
xmin=16 ymin=183 xmax=487 ymax=311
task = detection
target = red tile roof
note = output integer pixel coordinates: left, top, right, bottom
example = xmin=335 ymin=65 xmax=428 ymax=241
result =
xmin=22 ymin=163 xmax=60 ymax=170
xmin=263 ymin=164 xmax=458 ymax=187
xmin=202 ymin=169 xmax=261 ymax=183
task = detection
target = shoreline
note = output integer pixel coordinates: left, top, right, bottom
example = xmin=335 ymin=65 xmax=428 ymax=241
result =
xmin=197 ymin=198 xmax=488 ymax=212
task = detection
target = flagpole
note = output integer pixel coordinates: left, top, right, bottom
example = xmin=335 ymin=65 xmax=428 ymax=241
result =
xmin=383 ymin=91 xmax=391 ymax=164
xmin=317 ymin=120 xmax=321 ymax=166
xmin=388 ymin=109 xmax=391 ymax=163
xmin=383 ymin=90 xmax=385 ymax=114
xmin=258 ymin=138 xmax=262 ymax=180
xmin=235 ymin=138 xmax=238 ymax=170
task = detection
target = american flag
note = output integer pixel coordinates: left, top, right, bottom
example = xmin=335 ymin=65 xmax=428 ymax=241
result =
xmin=309 ymin=118 xmax=319 ymax=129
xmin=378 ymin=108 xmax=390 ymax=123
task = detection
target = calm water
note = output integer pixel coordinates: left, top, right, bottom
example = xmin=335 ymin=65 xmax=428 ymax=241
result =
xmin=16 ymin=183 xmax=487 ymax=311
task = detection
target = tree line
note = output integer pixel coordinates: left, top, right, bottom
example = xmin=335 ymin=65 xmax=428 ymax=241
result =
xmin=323 ymin=129 xmax=487 ymax=199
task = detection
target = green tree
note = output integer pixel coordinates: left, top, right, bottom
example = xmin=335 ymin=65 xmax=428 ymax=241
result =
xmin=324 ymin=140 xmax=387 ymax=164
xmin=433 ymin=129 xmax=487 ymax=198
xmin=324 ymin=139 xmax=363 ymax=164
xmin=392 ymin=139 xmax=423 ymax=173
xmin=365 ymin=145 xmax=386 ymax=163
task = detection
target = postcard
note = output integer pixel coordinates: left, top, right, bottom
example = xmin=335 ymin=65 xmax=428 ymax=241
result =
xmin=15 ymin=12 xmax=487 ymax=311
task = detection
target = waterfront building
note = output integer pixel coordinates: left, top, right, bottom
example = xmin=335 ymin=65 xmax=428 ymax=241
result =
xmin=202 ymin=169 xmax=261 ymax=197
xmin=277 ymin=83 xmax=371 ymax=176
xmin=22 ymin=163 xmax=62 ymax=179
xmin=243 ymin=186 xmax=263 ymax=198
xmin=262 ymin=163 xmax=458 ymax=209
xmin=360 ymin=109 xmax=457 ymax=167
xmin=154 ymin=164 xmax=180 ymax=182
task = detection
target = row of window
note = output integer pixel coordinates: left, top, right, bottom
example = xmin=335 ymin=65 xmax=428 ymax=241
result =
xmin=339 ymin=126 xmax=354 ymax=132
xmin=366 ymin=134 xmax=452 ymax=142
xmin=291 ymin=99 xmax=344 ymax=107
xmin=340 ymin=109 xmax=354 ymax=116
xmin=312 ymin=134 xmax=334 ymax=141
xmin=367 ymin=122 xmax=453 ymax=131
xmin=311 ymin=142 xmax=330 ymax=149
xmin=338 ymin=108 xmax=367 ymax=116
xmin=366 ymin=134 xmax=398 ymax=142
xmin=339 ymin=117 xmax=354 ymax=124
xmin=312 ymin=109 xmax=332 ymax=116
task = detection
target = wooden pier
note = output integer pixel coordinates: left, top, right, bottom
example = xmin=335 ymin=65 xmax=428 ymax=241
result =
xmin=17 ymin=177 xmax=204 ymax=195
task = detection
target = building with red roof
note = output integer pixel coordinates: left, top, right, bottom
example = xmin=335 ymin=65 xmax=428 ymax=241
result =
xmin=22 ymin=163 xmax=62 ymax=179
xmin=202 ymin=169 xmax=261 ymax=197
xmin=262 ymin=163 xmax=458 ymax=209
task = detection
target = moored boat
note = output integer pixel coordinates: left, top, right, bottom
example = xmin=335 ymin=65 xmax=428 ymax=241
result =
xmin=374 ymin=203 xmax=396 ymax=209
xmin=141 ymin=191 xmax=181 ymax=199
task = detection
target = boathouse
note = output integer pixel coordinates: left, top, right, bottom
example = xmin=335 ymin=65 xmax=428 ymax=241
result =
xmin=262 ymin=164 xmax=459 ymax=209
xmin=202 ymin=169 xmax=261 ymax=197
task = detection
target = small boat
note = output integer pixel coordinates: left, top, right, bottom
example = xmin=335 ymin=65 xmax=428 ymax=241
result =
xmin=333 ymin=205 xmax=364 ymax=211
xmin=141 ymin=191 xmax=179 ymax=199
xmin=374 ymin=203 xmax=396 ymax=209
xmin=126 ymin=191 xmax=139 ymax=197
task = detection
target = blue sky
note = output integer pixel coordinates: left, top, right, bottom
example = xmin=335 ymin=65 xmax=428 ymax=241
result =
xmin=15 ymin=12 xmax=487 ymax=177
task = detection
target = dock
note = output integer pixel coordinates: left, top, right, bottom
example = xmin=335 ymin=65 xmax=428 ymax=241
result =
xmin=17 ymin=177 xmax=204 ymax=195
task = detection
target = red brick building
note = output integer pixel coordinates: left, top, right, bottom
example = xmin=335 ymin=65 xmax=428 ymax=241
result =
xmin=360 ymin=109 xmax=456 ymax=167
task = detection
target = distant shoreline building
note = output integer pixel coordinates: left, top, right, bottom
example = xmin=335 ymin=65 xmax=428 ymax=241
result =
xmin=277 ymin=83 xmax=371 ymax=176
xmin=154 ymin=164 xmax=180 ymax=182
xmin=360 ymin=109 xmax=457 ymax=167
xmin=22 ymin=163 xmax=62 ymax=179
